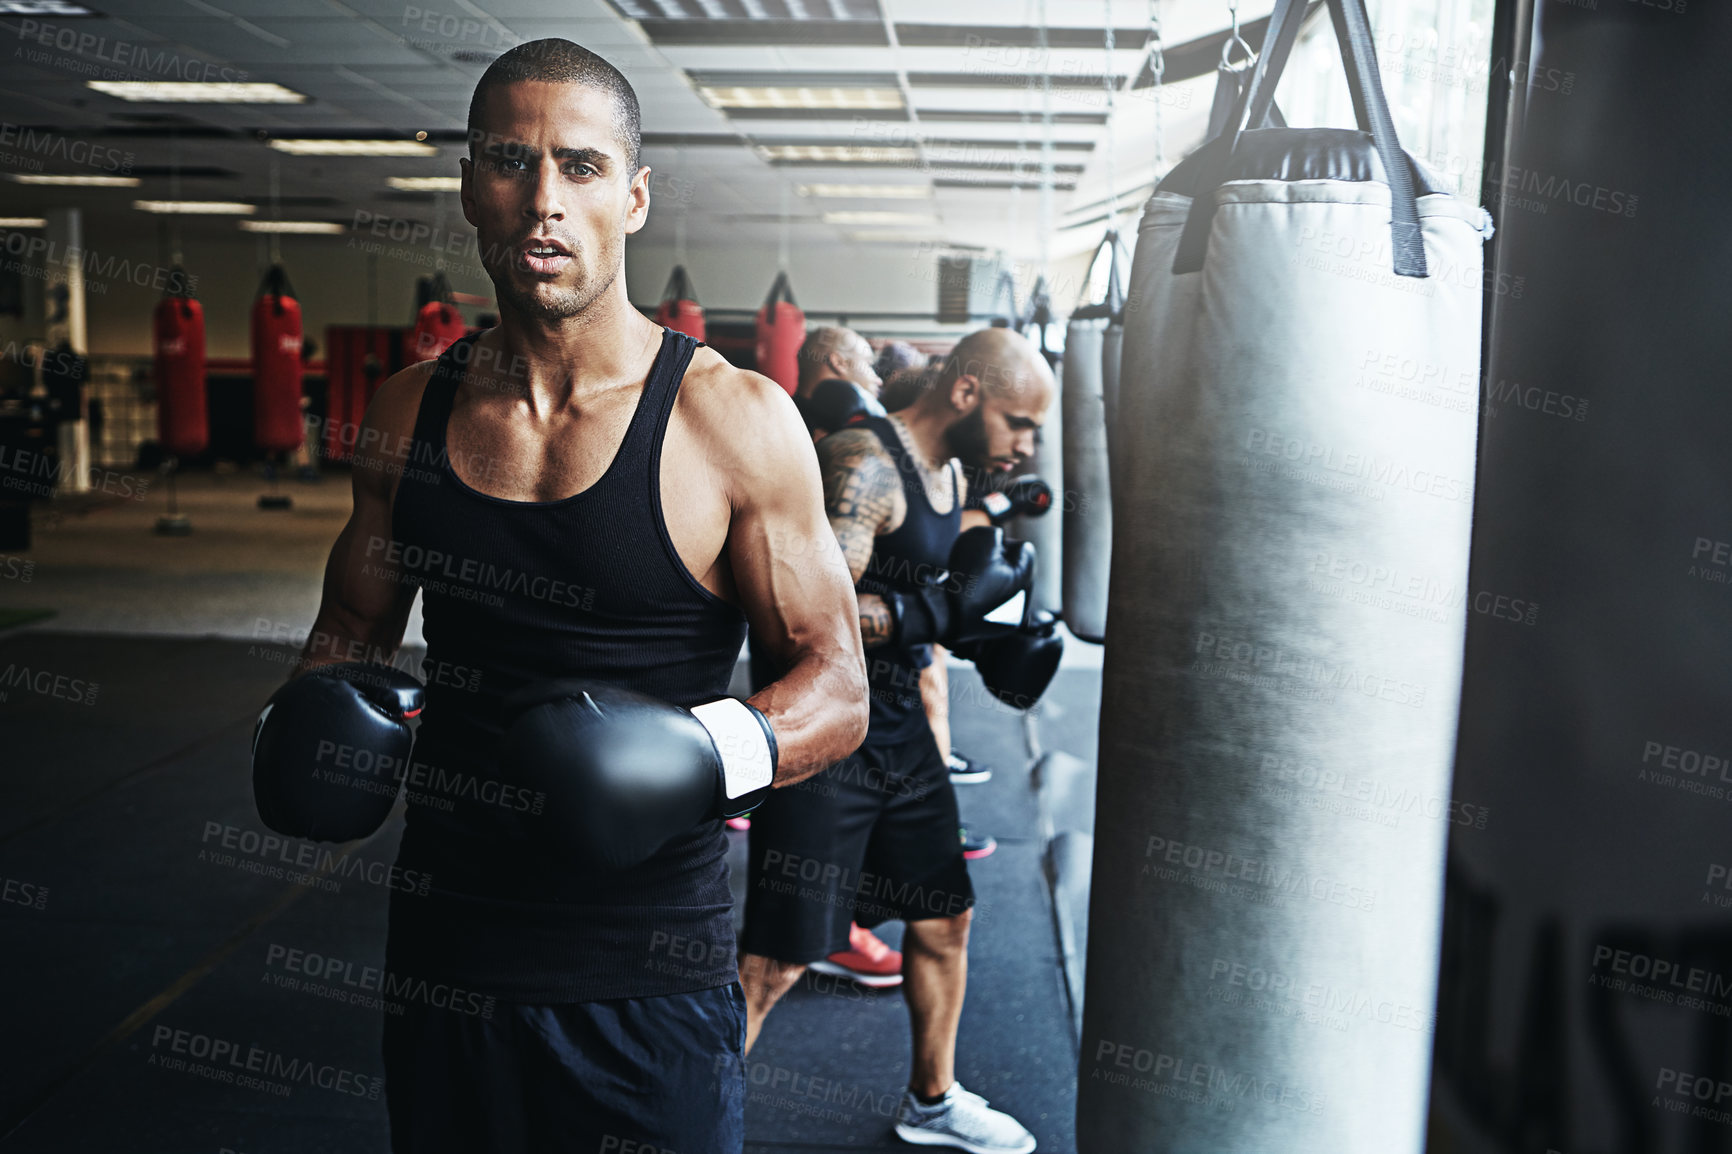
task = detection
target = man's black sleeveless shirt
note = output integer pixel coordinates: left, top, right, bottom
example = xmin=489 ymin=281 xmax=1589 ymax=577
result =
xmin=851 ymin=414 xmax=961 ymax=746
xmin=384 ymin=330 xmax=747 ymax=1004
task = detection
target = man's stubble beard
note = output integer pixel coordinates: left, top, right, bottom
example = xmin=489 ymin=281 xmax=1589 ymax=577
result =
xmin=943 ymin=405 xmax=992 ymax=472
xmin=485 ymin=232 xmax=622 ymax=322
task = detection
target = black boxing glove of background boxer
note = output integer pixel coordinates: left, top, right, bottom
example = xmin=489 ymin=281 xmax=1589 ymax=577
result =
xmin=252 ymin=662 xmax=424 ymax=842
xmin=955 ymin=610 xmax=1065 ymax=710
xmin=498 ymin=682 xmax=778 ymax=873
xmin=805 ymin=377 xmax=884 ymax=438
xmin=977 ymin=475 xmax=1054 ymax=527
xmin=887 ymin=526 xmax=1036 ymax=649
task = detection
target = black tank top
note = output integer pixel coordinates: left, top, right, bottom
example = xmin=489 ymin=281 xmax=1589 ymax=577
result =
xmin=384 ymin=329 xmax=748 ymax=1004
xmin=853 ymin=414 xmax=961 ymax=746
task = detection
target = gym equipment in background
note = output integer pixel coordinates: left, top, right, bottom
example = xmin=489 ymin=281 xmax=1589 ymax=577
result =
xmin=1061 ymin=232 xmax=1126 ymax=645
xmin=151 ymin=265 xmax=204 ymax=535
xmin=653 ymin=265 xmax=706 ymax=342
xmin=1008 ymin=277 xmax=1063 ymax=620
xmin=753 ymin=271 xmax=804 ymax=396
xmin=250 ymin=264 xmax=304 ymax=510
xmin=323 ymin=327 xmax=401 ymax=464
xmin=407 ymin=272 xmax=467 ymax=365
xmin=1427 ymin=1 xmax=1732 ymax=1150
xmin=1080 ymin=0 xmax=1490 ymax=1149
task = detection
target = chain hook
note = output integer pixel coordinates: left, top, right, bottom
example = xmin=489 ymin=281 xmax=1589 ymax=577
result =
xmin=1220 ymin=0 xmax=1255 ymax=70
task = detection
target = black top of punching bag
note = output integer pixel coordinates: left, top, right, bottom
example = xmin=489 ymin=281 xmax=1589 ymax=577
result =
xmin=1158 ymin=127 xmax=1451 ymax=199
xmin=161 ymin=264 xmax=197 ymax=301
xmin=255 ymin=263 xmax=297 ymax=314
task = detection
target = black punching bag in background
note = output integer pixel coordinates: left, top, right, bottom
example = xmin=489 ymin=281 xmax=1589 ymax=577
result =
xmin=1428 ymin=1 xmax=1732 ymax=1152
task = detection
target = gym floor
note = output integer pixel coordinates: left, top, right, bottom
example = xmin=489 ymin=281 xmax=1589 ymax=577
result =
xmin=0 ymin=468 xmax=1097 ymax=1153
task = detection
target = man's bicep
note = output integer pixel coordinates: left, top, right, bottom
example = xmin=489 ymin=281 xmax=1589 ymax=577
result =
xmin=725 ymin=433 xmax=860 ymax=668
xmin=303 ymin=381 xmax=421 ymax=663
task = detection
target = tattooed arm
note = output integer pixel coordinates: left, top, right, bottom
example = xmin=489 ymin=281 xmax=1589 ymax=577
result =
xmin=816 ymin=428 xmax=907 ymax=648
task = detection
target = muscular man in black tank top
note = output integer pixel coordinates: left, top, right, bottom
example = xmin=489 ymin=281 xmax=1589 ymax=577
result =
xmin=738 ymin=327 xmax=1055 ymax=1153
xmin=283 ymin=39 xmax=867 ymax=1154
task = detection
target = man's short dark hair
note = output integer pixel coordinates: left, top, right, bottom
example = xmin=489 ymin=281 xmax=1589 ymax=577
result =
xmin=467 ymin=38 xmax=642 ymax=173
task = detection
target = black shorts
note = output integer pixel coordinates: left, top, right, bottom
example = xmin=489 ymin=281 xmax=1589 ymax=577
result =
xmin=384 ymin=982 xmax=746 ymax=1153
xmin=738 ymin=729 xmax=974 ymax=965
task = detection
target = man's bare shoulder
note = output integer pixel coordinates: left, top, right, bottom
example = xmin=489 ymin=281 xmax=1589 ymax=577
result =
xmin=676 ymin=346 xmax=810 ymax=475
xmin=815 ymin=426 xmax=894 ymax=472
xmin=816 ymin=426 xmax=904 ymax=534
xmin=367 ymin=359 xmax=440 ymax=438
xmin=350 ymin=360 xmax=438 ymax=499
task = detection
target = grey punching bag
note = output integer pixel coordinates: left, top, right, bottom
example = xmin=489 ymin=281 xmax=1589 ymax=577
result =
xmin=1062 ymin=232 xmax=1124 ymax=644
xmin=1011 ymin=285 xmax=1063 ymax=618
xmin=1429 ymin=1 xmax=1732 ymax=1150
xmin=1079 ymin=1 xmax=1490 ymax=1151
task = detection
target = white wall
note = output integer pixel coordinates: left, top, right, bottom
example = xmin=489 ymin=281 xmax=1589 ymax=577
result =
xmin=4 ymin=215 xmax=1105 ymax=360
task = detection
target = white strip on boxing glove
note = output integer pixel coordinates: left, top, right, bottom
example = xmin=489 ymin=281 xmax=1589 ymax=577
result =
xmin=690 ymin=697 xmax=778 ymax=817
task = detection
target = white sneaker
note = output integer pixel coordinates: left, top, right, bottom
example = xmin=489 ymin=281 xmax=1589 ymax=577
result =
xmin=894 ymin=1082 xmax=1037 ymax=1154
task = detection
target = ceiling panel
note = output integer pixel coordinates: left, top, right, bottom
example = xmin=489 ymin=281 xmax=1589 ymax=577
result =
xmin=0 ymin=0 xmax=1242 ymax=271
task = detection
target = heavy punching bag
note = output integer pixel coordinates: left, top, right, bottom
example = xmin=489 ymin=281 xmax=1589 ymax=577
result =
xmin=1062 ymin=234 xmax=1125 ymax=645
xmin=1100 ymin=319 xmax=1123 ymax=488
xmin=653 ymin=265 xmax=705 ymax=342
xmin=323 ymin=326 xmax=396 ymax=462
xmin=1079 ymin=2 xmax=1490 ymax=1152
xmin=1011 ymin=285 xmax=1062 ymax=618
xmin=153 ymin=267 xmax=207 ymax=458
xmin=1429 ymin=2 xmax=1732 ymax=1151
xmin=753 ymin=270 xmax=804 ymax=395
xmin=251 ymin=264 xmax=304 ymax=455
xmin=408 ymin=272 xmax=467 ymax=364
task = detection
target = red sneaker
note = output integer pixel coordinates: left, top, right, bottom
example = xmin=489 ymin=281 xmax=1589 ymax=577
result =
xmin=809 ymin=922 xmax=904 ymax=988
xmin=961 ymin=826 xmax=997 ymax=860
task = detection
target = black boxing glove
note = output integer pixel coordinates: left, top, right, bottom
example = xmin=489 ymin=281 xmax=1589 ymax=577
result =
xmin=805 ymin=377 xmax=885 ymax=438
xmin=498 ymin=682 xmax=778 ymax=873
xmin=956 ymin=610 xmax=1065 ymax=710
xmin=887 ymin=526 xmax=1036 ymax=649
xmin=978 ymin=475 xmax=1054 ymax=526
xmin=252 ymin=662 xmax=424 ymax=842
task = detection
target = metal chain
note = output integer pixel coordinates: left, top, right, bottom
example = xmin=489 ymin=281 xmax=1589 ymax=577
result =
xmin=1102 ymin=0 xmax=1117 ymax=217
xmin=1037 ymin=0 xmax=1053 ymax=293
xmin=1221 ymin=0 xmax=1254 ymax=69
xmin=1148 ymin=0 xmax=1166 ymax=175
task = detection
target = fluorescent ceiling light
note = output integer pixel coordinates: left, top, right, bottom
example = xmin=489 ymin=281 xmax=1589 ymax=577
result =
xmin=847 ymin=230 xmax=944 ymax=244
xmin=10 ymin=174 xmax=140 ymax=187
xmin=822 ymin=211 xmax=937 ymax=226
xmin=269 ymin=139 xmax=437 ymax=157
xmin=387 ymin=176 xmax=462 ymax=191
xmin=240 ymin=220 xmax=346 ymax=234
xmin=135 ymin=200 xmax=256 ymax=215
xmin=759 ymin=145 xmax=916 ymax=164
xmin=88 ymin=81 xmax=307 ymax=103
xmin=699 ymin=86 xmax=903 ymax=111
xmin=798 ymin=183 xmax=930 ymax=199
xmin=0 ymin=217 xmax=47 ymax=228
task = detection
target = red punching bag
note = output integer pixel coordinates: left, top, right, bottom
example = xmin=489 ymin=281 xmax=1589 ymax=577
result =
xmin=251 ymin=264 xmax=304 ymax=453
xmin=153 ymin=268 xmax=207 ymax=457
xmin=753 ymin=270 xmax=804 ymax=395
xmin=407 ymin=271 xmax=468 ymax=363
xmin=323 ymin=326 xmax=397 ymax=462
xmin=652 ymin=265 xmax=705 ymax=342
xmin=408 ymin=301 xmax=467 ymax=363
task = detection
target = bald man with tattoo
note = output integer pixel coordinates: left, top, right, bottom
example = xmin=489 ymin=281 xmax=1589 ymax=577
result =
xmin=738 ymin=328 xmax=1056 ymax=1153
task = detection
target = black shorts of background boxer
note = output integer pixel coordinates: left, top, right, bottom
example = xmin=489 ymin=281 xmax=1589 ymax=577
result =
xmin=739 ymin=729 xmax=973 ymax=965
xmin=384 ymin=982 xmax=746 ymax=1154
